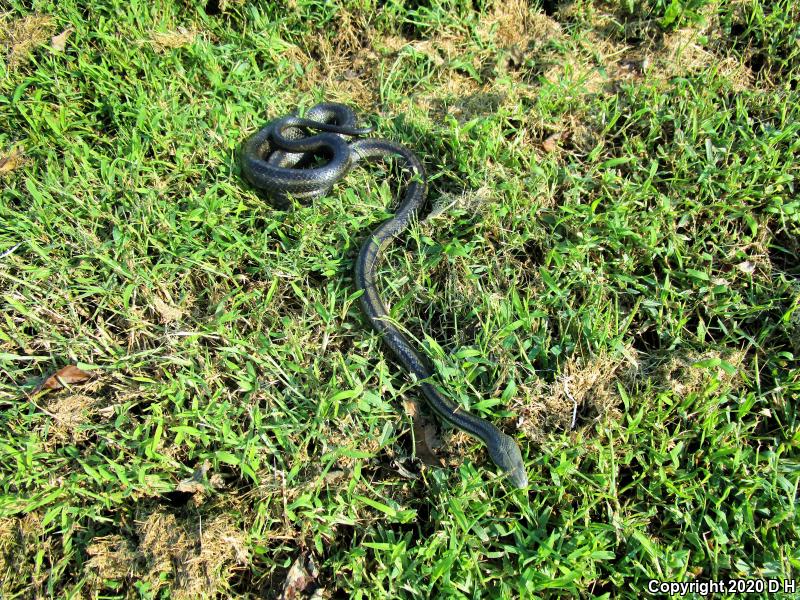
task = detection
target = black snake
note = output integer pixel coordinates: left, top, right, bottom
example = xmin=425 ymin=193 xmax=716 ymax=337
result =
xmin=241 ymin=103 xmax=527 ymax=488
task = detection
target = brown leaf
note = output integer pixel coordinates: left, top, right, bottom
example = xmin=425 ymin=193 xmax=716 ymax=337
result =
xmin=176 ymin=461 xmax=211 ymax=494
xmin=209 ymin=473 xmax=226 ymax=489
xmin=321 ymin=470 xmax=347 ymax=485
xmin=279 ymin=553 xmax=318 ymax=600
xmin=41 ymin=365 xmax=93 ymax=390
xmin=0 ymin=148 xmax=25 ymax=175
xmin=402 ymin=399 xmax=443 ymax=467
xmin=153 ymin=295 xmax=183 ymax=323
xmin=542 ymin=132 xmax=562 ymax=153
xmin=51 ymin=27 xmax=72 ymax=51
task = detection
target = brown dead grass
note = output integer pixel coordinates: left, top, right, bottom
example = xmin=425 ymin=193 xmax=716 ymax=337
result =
xmin=295 ymin=3 xmax=514 ymax=116
xmin=85 ymin=535 xmax=138 ymax=582
xmin=42 ymin=392 xmax=99 ymax=444
xmin=0 ymin=513 xmax=50 ymax=594
xmin=655 ymin=349 xmax=746 ymax=397
xmin=586 ymin=5 xmax=752 ymax=89
xmin=0 ymin=13 xmax=55 ymax=69
xmin=479 ymin=1 xmax=562 ymax=50
xmin=425 ymin=186 xmax=493 ymax=222
xmin=148 ymin=27 xmax=199 ymax=53
xmin=415 ymin=9 xmax=562 ymax=121
xmin=514 ymin=345 xmax=745 ymax=443
xmin=516 ymin=349 xmax=636 ymax=442
xmin=646 ymin=26 xmax=752 ymax=89
xmin=244 ymin=0 xmax=753 ymax=170
xmin=85 ymin=509 xmax=249 ymax=598
xmin=294 ymin=8 xmax=381 ymax=109
xmin=473 ymin=1 xmax=753 ymax=140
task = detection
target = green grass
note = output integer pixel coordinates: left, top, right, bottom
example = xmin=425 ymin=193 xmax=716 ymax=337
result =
xmin=1 ymin=0 xmax=798 ymax=597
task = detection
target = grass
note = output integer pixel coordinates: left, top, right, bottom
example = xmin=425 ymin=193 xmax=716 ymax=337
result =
xmin=0 ymin=0 xmax=798 ymax=597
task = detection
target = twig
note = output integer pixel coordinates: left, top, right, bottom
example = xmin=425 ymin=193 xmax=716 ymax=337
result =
xmin=563 ymin=377 xmax=578 ymax=430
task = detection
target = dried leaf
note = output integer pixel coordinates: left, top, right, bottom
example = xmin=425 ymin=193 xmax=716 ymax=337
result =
xmin=209 ymin=473 xmax=226 ymax=489
xmin=97 ymin=405 xmax=116 ymax=418
xmin=737 ymin=261 xmax=756 ymax=274
xmin=51 ymin=27 xmax=72 ymax=51
xmin=0 ymin=148 xmax=25 ymax=175
xmin=402 ymin=399 xmax=443 ymax=467
xmin=153 ymin=296 xmax=183 ymax=323
xmin=41 ymin=365 xmax=93 ymax=390
xmin=279 ymin=553 xmax=318 ymax=600
xmin=542 ymin=132 xmax=562 ymax=153
xmin=402 ymin=398 xmax=419 ymax=417
xmin=176 ymin=461 xmax=211 ymax=494
xmin=321 ymin=470 xmax=347 ymax=485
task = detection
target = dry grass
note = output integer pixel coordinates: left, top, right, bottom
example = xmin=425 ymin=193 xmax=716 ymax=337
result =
xmin=85 ymin=509 xmax=249 ymax=598
xmin=41 ymin=392 xmax=99 ymax=444
xmin=85 ymin=535 xmax=139 ymax=582
xmin=656 ymin=349 xmax=746 ymax=397
xmin=517 ymin=349 xmax=636 ymax=442
xmin=148 ymin=27 xmax=199 ymax=52
xmin=294 ymin=8 xmax=381 ymax=109
xmin=0 ymin=13 xmax=55 ymax=69
xmin=425 ymin=186 xmax=493 ymax=223
xmin=479 ymin=0 xmax=562 ymax=50
xmin=659 ymin=27 xmax=751 ymax=85
xmin=0 ymin=513 xmax=49 ymax=594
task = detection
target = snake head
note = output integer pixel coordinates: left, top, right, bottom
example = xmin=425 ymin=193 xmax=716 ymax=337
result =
xmin=488 ymin=433 xmax=528 ymax=489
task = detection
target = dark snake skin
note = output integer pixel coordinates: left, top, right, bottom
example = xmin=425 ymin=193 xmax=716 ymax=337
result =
xmin=241 ymin=103 xmax=528 ymax=488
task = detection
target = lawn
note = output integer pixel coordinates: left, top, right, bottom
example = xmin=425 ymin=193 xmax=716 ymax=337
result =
xmin=0 ymin=0 xmax=798 ymax=597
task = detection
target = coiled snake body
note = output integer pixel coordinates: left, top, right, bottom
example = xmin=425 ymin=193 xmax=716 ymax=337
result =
xmin=241 ymin=103 xmax=527 ymax=488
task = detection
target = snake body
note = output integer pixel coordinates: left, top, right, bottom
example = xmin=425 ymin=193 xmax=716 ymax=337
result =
xmin=241 ymin=103 xmax=527 ymax=488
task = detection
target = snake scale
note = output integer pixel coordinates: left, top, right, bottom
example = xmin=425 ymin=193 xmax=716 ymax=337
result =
xmin=241 ymin=103 xmax=527 ymax=488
